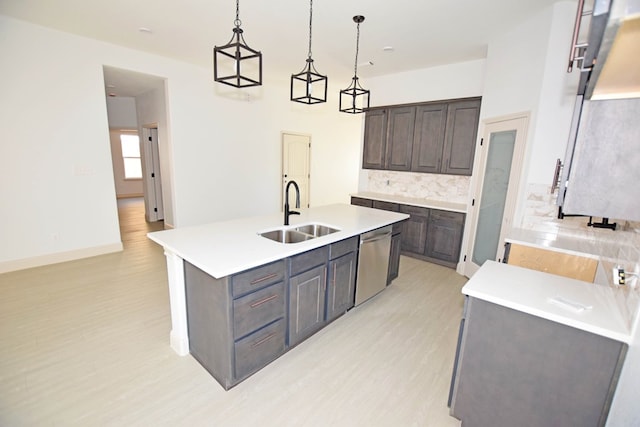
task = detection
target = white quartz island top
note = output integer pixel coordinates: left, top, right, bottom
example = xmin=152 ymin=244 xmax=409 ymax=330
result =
xmin=148 ymin=203 xmax=408 ymax=279
xmin=464 ymin=261 xmax=633 ymax=343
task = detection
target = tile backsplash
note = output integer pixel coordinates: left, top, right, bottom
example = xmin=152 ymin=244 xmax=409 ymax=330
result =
xmin=367 ymin=170 xmax=470 ymax=204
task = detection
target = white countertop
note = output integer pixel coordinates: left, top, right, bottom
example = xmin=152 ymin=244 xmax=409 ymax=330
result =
xmin=464 ymin=261 xmax=633 ymax=343
xmin=148 ymin=203 xmax=408 ymax=279
xmin=352 ymin=192 xmax=467 ymax=213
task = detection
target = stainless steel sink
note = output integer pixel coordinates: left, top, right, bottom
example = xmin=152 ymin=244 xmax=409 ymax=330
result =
xmin=259 ymin=223 xmax=340 ymax=244
xmin=259 ymin=229 xmax=314 ymax=244
xmin=294 ymin=224 xmax=339 ymax=237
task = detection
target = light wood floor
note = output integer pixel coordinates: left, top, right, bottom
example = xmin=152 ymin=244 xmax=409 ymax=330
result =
xmin=0 ymin=198 xmax=466 ymax=426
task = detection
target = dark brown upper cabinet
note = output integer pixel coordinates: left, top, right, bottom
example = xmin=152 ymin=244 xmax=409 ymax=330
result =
xmin=385 ymin=106 xmax=416 ymax=171
xmin=363 ymin=97 xmax=481 ymax=176
xmin=441 ymin=99 xmax=481 ymax=175
xmin=362 ymin=108 xmax=387 ymax=169
xmin=411 ymin=103 xmax=448 ymax=173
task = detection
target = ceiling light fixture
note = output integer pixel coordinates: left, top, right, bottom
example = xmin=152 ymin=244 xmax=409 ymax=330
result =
xmin=339 ymin=15 xmax=370 ymax=114
xmin=213 ymin=0 xmax=262 ymax=88
xmin=291 ymin=0 xmax=327 ymax=104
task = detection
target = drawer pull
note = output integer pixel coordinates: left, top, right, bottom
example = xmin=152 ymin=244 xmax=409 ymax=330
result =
xmin=251 ymin=332 xmax=276 ymax=348
xmin=249 ymin=294 xmax=279 ymax=308
xmin=250 ymin=273 xmax=278 ymax=285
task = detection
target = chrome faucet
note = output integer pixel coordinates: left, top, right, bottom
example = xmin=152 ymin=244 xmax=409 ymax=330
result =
xmin=284 ymin=180 xmax=300 ymax=225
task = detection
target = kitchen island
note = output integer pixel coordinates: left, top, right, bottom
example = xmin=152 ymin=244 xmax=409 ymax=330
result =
xmin=449 ymin=261 xmax=637 ymax=427
xmin=148 ymin=204 xmax=408 ymax=388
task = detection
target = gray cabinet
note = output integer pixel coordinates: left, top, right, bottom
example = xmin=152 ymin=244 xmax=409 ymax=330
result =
xmin=450 ymin=297 xmax=627 ymax=427
xmin=362 ymin=97 xmax=480 ymax=176
xmin=288 ymin=247 xmax=329 ymax=347
xmin=441 ymin=99 xmax=481 ymax=175
xmin=399 ymin=205 xmax=430 ymax=255
xmin=386 ymin=106 xmax=416 ymax=171
xmin=362 ymin=108 xmax=387 ymax=169
xmin=327 ymin=238 xmax=358 ymax=322
xmin=425 ymin=209 xmax=465 ymax=266
xmin=350 ymin=196 xmax=373 ymax=208
xmin=412 ymin=103 xmax=448 ymax=173
xmin=354 ymin=197 xmax=465 ymax=269
xmin=185 ymin=259 xmax=286 ymax=390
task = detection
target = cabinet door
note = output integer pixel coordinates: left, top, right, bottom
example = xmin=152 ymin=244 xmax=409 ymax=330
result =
xmin=411 ymin=103 xmax=448 ymax=173
xmin=289 ymin=264 xmax=327 ymax=347
xmin=426 ymin=210 xmax=465 ymax=267
xmin=387 ymin=232 xmax=402 ymax=284
xmin=442 ymin=99 xmax=481 ymax=176
xmin=399 ymin=205 xmax=429 ymax=255
xmin=362 ymin=109 xmax=387 ymax=169
xmin=326 ymin=252 xmax=357 ymax=322
xmin=385 ymin=106 xmax=416 ymax=171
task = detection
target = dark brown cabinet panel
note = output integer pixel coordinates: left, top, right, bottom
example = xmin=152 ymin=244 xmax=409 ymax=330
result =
xmin=372 ymin=200 xmax=400 ymax=212
xmin=399 ymin=205 xmax=429 ymax=255
xmin=350 ymin=196 xmax=373 ymax=208
xmin=386 ymin=107 xmax=416 ymax=171
xmin=362 ymin=108 xmax=387 ymax=169
xmin=412 ymin=103 xmax=448 ymax=173
xmin=354 ymin=197 xmax=465 ymax=269
xmin=442 ymin=99 xmax=481 ymax=175
xmin=362 ymin=97 xmax=480 ymax=176
xmin=426 ymin=209 xmax=465 ymax=267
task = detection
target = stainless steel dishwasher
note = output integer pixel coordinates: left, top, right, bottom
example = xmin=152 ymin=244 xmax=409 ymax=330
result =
xmin=354 ymin=225 xmax=392 ymax=306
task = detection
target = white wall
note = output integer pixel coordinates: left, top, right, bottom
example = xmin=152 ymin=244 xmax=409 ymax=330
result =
xmin=0 ymin=15 xmax=362 ymax=271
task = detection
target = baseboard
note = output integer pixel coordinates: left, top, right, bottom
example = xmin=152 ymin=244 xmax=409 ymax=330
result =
xmin=0 ymin=242 xmax=124 ymax=274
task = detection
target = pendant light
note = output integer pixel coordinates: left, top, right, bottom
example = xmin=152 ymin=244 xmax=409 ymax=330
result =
xmin=291 ymin=0 xmax=328 ymax=104
xmin=213 ymin=0 xmax=262 ymax=88
xmin=339 ymin=15 xmax=370 ymax=114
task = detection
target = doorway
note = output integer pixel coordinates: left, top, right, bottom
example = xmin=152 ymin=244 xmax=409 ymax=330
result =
xmin=282 ymin=132 xmax=311 ymax=209
xmin=463 ymin=114 xmax=529 ymax=277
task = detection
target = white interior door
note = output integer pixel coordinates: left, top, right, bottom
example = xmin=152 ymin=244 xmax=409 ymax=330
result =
xmin=464 ymin=115 xmax=528 ymax=277
xmin=142 ymin=125 xmax=164 ymax=222
xmin=282 ymin=132 xmax=311 ymax=210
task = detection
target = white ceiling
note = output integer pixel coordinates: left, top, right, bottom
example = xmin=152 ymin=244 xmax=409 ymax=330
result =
xmin=0 ymin=0 xmax=567 ymax=97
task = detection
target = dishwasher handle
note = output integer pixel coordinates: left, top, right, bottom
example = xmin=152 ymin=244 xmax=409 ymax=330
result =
xmin=360 ymin=230 xmax=392 ymax=245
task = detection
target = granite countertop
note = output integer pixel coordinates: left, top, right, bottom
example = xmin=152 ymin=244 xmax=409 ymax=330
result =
xmin=148 ymin=203 xmax=408 ymax=279
xmin=352 ymin=191 xmax=467 ymax=213
xmin=464 ymin=261 xmax=633 ymax=343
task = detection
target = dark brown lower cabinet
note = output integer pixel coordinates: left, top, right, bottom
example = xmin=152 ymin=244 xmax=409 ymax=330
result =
xmin=449 ymin=297 xmax=627 ymax=427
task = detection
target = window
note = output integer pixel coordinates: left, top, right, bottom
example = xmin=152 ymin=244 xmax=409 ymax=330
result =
xmin=120 ymin=134 xmax=142 ymax=179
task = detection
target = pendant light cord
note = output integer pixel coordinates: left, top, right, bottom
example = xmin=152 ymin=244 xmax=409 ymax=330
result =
xmin=353 ymin=21 xmax=360 ymax=78
xmin=307 ymin=0 xmax=313 ymax=59
xmin=234 ymin=0 xmax=241 ymax=28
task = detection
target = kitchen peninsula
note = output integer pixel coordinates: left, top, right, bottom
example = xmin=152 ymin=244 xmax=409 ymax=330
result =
xmin=148 ymin=204 xmax=408 ymax=389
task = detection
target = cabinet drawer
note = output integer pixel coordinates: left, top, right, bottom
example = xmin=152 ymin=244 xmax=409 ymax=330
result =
xmin=430 ymin=209 xmax=464 ymax=223
xmin=231 ymin=260 xmax=285 ymax=297
xmin=330 ymin=236 xmax=358 ymax=260
xmin=351 ymin=197 xmax=373 ymax=208
xmin=289 ymin=246 xmax=329 ymax=276
xmin=400 ymin=204 xmax=430 ymax=218
xmin=233 ymin=281 xmax=285 ymax=339
xmin=234 ymin=318 xmax=286 ymax=380
xmin=372 ymin=200 xmax=400 ymax=212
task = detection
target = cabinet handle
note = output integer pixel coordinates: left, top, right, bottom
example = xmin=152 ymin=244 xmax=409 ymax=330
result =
xmin=250 ymin=294 xmax=279 ymax=308
xmin=250 ymin=273 xmax=278 ymax=285
xmin=332 ymin=264 xmax=337 ymax=288
xmin=251 ymin=332 xmax=276 ymax=348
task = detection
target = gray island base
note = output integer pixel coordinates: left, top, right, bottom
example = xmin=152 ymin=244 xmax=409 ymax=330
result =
xmin=148 ymin=204 xmax=408 ymax=389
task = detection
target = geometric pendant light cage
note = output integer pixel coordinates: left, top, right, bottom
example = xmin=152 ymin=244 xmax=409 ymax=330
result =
xmin=291 ymin=0 xmax=328 ymax=104
xmin=213 ymin=0 xmax=263 ymax=88
xmin=339 ymin=15 xmax=370 ymax=114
